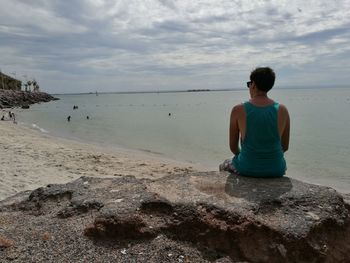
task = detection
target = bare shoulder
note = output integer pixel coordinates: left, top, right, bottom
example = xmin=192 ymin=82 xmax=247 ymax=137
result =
xmin=278 ymin=103 xmax=289 ymax=114
xmin=232 ymin=103 xmax=244 ymax=114
xmin=231 ymin=103 xmax=245 ymax=122
xmin=278 ymin=103 xmax=290 ymax=121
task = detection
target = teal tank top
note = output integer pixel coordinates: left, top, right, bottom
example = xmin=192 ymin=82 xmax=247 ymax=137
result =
xmin=232 ymin=101 xmax=286 ymax=177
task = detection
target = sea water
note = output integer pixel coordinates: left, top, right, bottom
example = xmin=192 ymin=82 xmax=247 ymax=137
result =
xmin=17 ymin=88 xmax=350 ymax=193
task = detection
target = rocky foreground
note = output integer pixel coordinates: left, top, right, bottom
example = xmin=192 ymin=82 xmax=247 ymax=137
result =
xmin=0 ymin=172 xmax=349 ymax=262
xmin=0 ymin=90 xmax=58 ymax=108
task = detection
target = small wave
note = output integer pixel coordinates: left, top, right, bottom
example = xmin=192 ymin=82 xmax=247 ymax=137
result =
xmin=137 ymin=148 xmax=162 ymax=155
xmin=31 ymin=123 xmax=49 ymax=133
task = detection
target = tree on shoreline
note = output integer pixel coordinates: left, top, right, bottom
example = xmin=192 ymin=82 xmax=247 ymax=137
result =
xmin=24 ymin=79 xmax=40 ymax=92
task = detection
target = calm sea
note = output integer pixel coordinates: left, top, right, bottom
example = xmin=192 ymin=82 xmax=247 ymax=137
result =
xmin=17 ymin=88 xmax=350 ymax=193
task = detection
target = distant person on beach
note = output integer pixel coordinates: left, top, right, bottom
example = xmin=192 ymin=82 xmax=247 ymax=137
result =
xmin=220 ymin=67 xmax=290 ymax=177
xmin=11 ymin=113 xmax=16 ymax=124
xmin=86 ymin=116 xmax=89 ymax=120
xmin=1 ymin=115 xmax=4 ymax=121
xmin=67 ymin=116 xmax=71 ymax=122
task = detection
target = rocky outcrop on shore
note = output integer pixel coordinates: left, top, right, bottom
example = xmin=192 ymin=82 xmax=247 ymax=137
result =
xmin=0 ymin=172 xmax=349 ymax=262
xmin=0 ymin=90 xmax=58 ymax=109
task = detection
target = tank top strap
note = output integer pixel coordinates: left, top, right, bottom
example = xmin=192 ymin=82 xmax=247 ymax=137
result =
xmin=243 ymin=101 xmax=279 ymax=111
xmin=243 ymin=101 xmax=254 ymax=113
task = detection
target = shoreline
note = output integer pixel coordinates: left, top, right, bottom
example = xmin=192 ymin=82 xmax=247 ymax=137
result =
xmin=21 ymin=120 xmax=216 ymax=172
xmin=0 ymin=120 xmax=208 ymax=201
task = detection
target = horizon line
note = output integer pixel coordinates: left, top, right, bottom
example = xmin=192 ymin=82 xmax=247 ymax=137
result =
xmin=51 ymin=85 xmax=349 ymax=96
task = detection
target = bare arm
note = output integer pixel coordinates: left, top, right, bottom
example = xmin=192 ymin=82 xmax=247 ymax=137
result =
xmin=279 ymin=105 xmax=290 ymax=152
xmin=229 ymin=105 xmax=241 ymax=155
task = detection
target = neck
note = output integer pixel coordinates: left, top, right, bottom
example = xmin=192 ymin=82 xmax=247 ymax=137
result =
xmin=252 ymin=93 xmax=267 ymax=98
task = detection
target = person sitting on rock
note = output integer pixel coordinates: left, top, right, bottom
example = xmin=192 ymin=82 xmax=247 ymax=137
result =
xmin=220 ymin=67 xmax=290 ymax=177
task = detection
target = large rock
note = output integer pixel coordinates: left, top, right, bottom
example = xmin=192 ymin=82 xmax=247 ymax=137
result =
xmin=0 ymin=90 xmax=58 ymax=109
xmin=0 ymin=172 xmax=349 ymax=262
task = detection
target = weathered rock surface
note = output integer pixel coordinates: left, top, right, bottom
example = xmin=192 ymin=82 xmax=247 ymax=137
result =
xmin=0 ymin=172 xmax=349 ymax=262
xmin=0 ymin=90 xmax=58 ymax=109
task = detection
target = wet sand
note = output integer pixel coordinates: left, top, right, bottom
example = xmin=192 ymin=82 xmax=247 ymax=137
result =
xmin=0 ymin=121 xmax=207 ymax=200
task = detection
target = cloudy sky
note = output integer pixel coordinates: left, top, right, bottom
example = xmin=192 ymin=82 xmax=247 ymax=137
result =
xmin=0 ymin=0 xmax=350 ymax=93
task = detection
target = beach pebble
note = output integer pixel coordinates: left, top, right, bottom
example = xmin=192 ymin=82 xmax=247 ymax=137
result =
xmin=0 ymin=236 xmax=15 ymax=248
xmin=6 ymin=252 xmax=18 ymax=261
xmin=306 ymin=212 xmax=320 ymax=221
xmin=276 ymin=244 xmax=287 ymax=257
xmin=112 ymin=198 xmax=124 ymax=203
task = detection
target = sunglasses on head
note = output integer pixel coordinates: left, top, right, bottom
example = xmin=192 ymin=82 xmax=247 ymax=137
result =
xmin=246 ymin=81 xmax=252 ymax=88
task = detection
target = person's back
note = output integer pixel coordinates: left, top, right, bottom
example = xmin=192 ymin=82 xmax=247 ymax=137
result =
xmin=221 ymin=67 xmax=290 ymax=177
xmin=233 ymin=101 xmax=286 ymax=177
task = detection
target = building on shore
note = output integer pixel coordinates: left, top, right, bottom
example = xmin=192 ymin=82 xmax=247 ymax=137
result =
xmin=0 ymin=71 xmax=22 ymax=91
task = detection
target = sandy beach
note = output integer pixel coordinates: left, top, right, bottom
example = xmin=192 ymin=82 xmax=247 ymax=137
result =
xmin=0 ymin=120 xmax=206 ymax=201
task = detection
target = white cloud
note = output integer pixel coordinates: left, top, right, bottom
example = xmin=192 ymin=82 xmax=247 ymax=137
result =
xmin=0 ymin=0 xmax=350 ymax=93
xmin=0 ymin=1 xmax=87 ymax=34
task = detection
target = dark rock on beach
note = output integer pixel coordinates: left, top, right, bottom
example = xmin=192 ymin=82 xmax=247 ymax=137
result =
xmin=0 ymin=172 xmax=349 ymax=262
xmin=0 ymin=90 xmax=58 ymax=109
